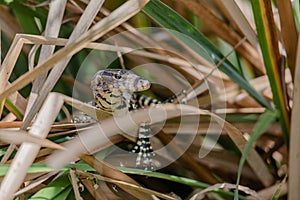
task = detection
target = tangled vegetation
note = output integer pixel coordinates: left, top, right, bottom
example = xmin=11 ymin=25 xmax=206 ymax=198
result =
xmin=0 ymin=0 xmax=299 ymax=199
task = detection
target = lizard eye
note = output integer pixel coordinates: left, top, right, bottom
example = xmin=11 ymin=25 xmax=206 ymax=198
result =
xmin=114 ymin=74 xmax=122 ymax=79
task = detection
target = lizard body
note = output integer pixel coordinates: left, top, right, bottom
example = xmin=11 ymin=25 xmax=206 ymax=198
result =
xmin=91 ymin=69 xmax=160 ymax=170
xmin=75 ymin=69 xmax=184 ymax=170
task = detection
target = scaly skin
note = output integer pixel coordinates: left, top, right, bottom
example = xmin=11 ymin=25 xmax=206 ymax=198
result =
xmin=91 ymin=69 xmax=160 ymax=170
xmin=74 ymin=69 xmax=185 ymax=169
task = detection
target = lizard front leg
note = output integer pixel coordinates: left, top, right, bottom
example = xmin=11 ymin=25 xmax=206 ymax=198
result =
xmin=132 ymin=123 xmax=155 ymax=170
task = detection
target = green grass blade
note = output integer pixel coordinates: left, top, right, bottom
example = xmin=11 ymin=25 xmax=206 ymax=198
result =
xmin=10 ymin=3 xmax=41 ymax=34
xmin=29 ymin=173 xmax=72 ymax=200
xmin=143 ymin=0 xmax=271 ymax=108
xmin=234 ymin=109 xmax=278 ymax=200
xmin=119 ymin=167 xmax=247 ymax=199
xmin=251 ymin=0 xmax=290 ymax=141
xmin=5 ymin=98 xmax=23 ymax=119
xmin=292 ymin=0 xmax=300 ymax=31
xmin=272 ymin=175 xmax=287 ymax=200
xmin=0 ymin=163 xmax=247 ymax=199
xmin=0 ymin=163 xmax=95 ymax=176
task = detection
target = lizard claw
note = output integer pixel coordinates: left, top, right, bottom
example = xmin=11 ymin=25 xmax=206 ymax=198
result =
xmin=132 ymin=136 xmax=155 ymax=170
xmin=164 ymin=89 xmax=187 ymax=104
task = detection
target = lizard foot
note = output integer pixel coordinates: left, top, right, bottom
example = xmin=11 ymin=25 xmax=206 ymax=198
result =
xmin=164 ymin=89 xmax=187 ymax=104
xmin=132 ymin=136 xmax=155 ymax=170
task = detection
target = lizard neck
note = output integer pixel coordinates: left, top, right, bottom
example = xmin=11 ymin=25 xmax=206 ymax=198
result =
xmin=94 ymin=90 xmax=131 ymax=113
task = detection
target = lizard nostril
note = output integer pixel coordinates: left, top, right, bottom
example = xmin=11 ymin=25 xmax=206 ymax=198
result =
xmin=141 ymin=80 xmax=150 ymax=88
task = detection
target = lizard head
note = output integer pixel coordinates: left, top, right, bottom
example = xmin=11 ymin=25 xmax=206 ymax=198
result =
xmin=91 ymin=69 xmax=151 ymax=93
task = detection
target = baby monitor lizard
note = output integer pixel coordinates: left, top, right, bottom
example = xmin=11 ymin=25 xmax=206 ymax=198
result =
xmin=75 ymin=69 xmax=185 ymax=170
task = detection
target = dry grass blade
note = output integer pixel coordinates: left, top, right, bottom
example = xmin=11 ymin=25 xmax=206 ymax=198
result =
xmin=0 ymin=5 xmax=22 ymax=41
xmin=69 ymin=168 xmax=84 ymax=200
xmin=190 ymin=183 xmax=262 ymax=200
xmin=76 ymin=169 xmax=175 ymax=199
xmin=0 ymin=25 xmax=1 ymax=66
xmin=0 ymin=34 xmax=29 ymax=119
xmin=81 ymin=155 xmax=156 ymax=200
xmin=26 ymin=0 xmax=67 ymax=116
xmin=253 ymin=182 xmax=287 ymax=200
xmin=22 ymin=0 xmax=105 ymax=129
xmin=0 ymin=130 xmax=64 ymax=149
xmin=277 ymin=0 xmax=298 ymax=79
xmin=0 ymin=35 xmax=39 ymax=118
xmin=188 ymin=37 xmax=247 ymax=104
xmin=14 ymin=171 xmax=60 ymax=197
xmin=0 ymin=0 xmax=291 ymax=198
xmin=161 ymin=120 xmax=279 ymax=136
xmin=6 ymin=91 xmax=27 ymax=117
xmin=2 ymin=34 xmax=226 ymax=83
xmin=0 ymin=32 xmax=225 ymax=101
xmin=0 ymin=0 xmax=150 ymax=123
xmin=205 ymin=110 xmax=274 ymax=187
xmin=0 ymin=34 xmax=27 ymax=93
xmin=0 ymin=34 xmax=54 ymax=92
xmin=252 ymin=0 xmax=290 ymax=139
xmin=0 ymin=93 xmax=64 ymax=199
xmin=47 ymin=104 xmax=205 ymax=169
xmin=177 ymin=0 xmax=265 ymax=74
xmin=63 ymin=95 xmax=112 ymax=121
xmin=156 ymin=130 xmax=218 ymax=184
xmin=288 ymin=32 xmax=300 ymax=200
xmin=80 ymin=179 xmax=103 ymax=199
xmin=216 ymin=0 xmax=259 ymax=50
xmin=85 ymin=44 xmax=228 ymax=82
xmin=47 ymin=102 xmax=272 ymax=186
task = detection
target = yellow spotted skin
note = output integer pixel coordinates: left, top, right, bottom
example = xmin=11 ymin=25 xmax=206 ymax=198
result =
xmin=91 ymin=69 xmax=159 ymax=170
xmin=90 ymin=69 xmax=185 ymax=170
xmin=91 ymin=69 xmax=152 ymax=112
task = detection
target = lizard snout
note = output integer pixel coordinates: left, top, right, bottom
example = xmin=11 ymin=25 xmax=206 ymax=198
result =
xmin=134 ymin=78 xmax=151 ymax=91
